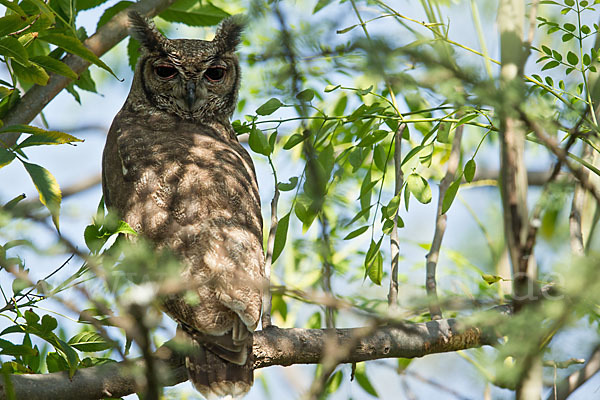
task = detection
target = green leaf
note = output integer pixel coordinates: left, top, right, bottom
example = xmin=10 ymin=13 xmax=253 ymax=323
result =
xmin=41 ymin=315 xmax=58 ymax=333
xmin=113 ymin=220 xmax=137 ymax=235
xmin=160 ymin=1 xmax=229 ymax=27
xmin=562 ymin=33 xmax=574 ymax=42
xmin=406 ymin=173 xmax=432 ymax=204
xmin=21 ymin=161 xmax=61 ymax=231
xmin=127 ymin=37 xmax=140 ymax=71
xmin=97 ymin=1 xmax=133 ymax=29
xmin=30 ymin=56 xmax=78 ymax=80
xmin=542 ymin=60 xmax=560 ymax=71
xmin=294 ymin=200 xmax=317 ymax=233
xmin=464 ymin=159 xmax=476 ymax=182
xmin=359 ymin=170 xmax=374 ymax=218
xmin=12 ymin=278 xmax=31 ymax=295
xmin=7 ymin=125 xmax=83 ymax=148
xmin=343 ymin=225 xmax=369 ymax=240
xmin=27 ymin=0 xmax=56 ymax=23
xmin=84 ymin=224 xmax=103 ymax=253
xmin=0 ymin=0 xmax=26 ymax=16
xmin=38 ymin=33 xmax=117 ymax=78
xmin=0 ymin=148 xmax=15 ymax=168
xmin=283 ymin=133 xmax=305 ymax=150
xmin=482 ymin=274 xmax=502 ymax=285
xmin=0 ymin=15 xmax=29 ymax=37
xmin=563 ymin=23 xmax=576 ymax=32
xmin=436 ymin=122 xmax=451 ymax=144
xmin=326 ymin=370 xmax=343 ymax=394
xmin=324 ymin=84 xmax=340 ymax=92
xmin=255 ymin=98 xmax=282 ymax=116
xmin=3 ymin=193 xmax=26 ymax=209
xmin=373 ymin=144 xmax=388 ymax=171
xmin=0 ymin=339 xmax=37 ymax=356
xmin=306 ymin=312 xmax=321 ymax=328
xmin=540 ymin=45 xmax=552 ymax=55
xmin=296 ymin=88 xmax=315 ymax=102
xmin=382 ymin=194 xmax=401 ymax=220
xmin=248 ymin=128 xmax=271 ymax=156
xmin=272 ymin=212 xmax=290 ymax=263
xmin=76 ymin=0 xmax=109 ymax=11
xmin=566 ymin=51 xmax=579 ymax=65
xmin=277 ymin=176 xmax=298 ymax=191
xmin=270 ymin=294 xmax=287 ymax=321
xmin=441 ymin=179 xmax=460 ymax=214
xmin=354 ymin=362 xmax=379 ymax=397
xmin=46 ymin=351 xmax=69 ymax=373
xmin=12 ymin=61 xmax=49 ymax=85
xmin=336 ymin=24 xmax=359 ymax=34
xmin=357 ymin=130 xmax=388 ymax=147
xmin=0 ymin=37 xmax=30 ymax=66
xmin=68 ymin=332 xmax=112 ymax=352
xmin=313 ymin=0 xmax=333 ymax=13
xmin=365 ymin=237 xmax=383 ymax=285
xmin=367 ymin=250 xmax=383 ymax=285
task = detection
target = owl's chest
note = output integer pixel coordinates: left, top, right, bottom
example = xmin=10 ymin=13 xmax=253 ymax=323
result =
xmin=111 ymin=126 xmax=254 ymax=225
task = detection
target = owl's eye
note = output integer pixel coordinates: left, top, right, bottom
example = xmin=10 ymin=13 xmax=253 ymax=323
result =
xmin=155 ymin=65 xmax=178 ymax=79
xmin=204 ymin=67 xmax=226 ymax=82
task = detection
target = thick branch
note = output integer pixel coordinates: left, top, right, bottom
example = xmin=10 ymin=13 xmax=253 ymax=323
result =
xmin=1 ymin=0 xmax=178 ymax=147
xmin=0 ymin=321 xmax=487 ymax=400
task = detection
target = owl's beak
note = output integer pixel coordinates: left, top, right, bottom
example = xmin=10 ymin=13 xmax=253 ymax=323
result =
xmin=186 ymin=81 xmax=196 ymax=109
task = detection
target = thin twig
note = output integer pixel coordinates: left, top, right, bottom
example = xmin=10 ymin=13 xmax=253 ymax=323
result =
xmin=261 ymin=187 xmax=279 ymax=329
xmin=319 ymin=213 xmax=335 ymax=329
xmin=546 ymin=344 xmax=600 ymax=400
xmin=426 ymin=124 xmax=464 ymax=320
xmin=388 ymin=124 xmax=405 ymax=310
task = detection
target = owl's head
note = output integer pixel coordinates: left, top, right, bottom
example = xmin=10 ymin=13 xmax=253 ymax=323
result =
xmin=127 ymin=11 xmax=244 ymax=122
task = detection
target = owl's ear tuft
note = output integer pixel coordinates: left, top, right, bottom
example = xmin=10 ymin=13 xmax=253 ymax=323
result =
xmin=213 ymin=15 xmax=246 ymax=52
xmin=128 ymin=11 xmax=165 ymax=51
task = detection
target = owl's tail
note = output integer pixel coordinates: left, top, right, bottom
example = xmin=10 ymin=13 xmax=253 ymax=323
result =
xmin=185 ymin=333 xmax=253 ymax=400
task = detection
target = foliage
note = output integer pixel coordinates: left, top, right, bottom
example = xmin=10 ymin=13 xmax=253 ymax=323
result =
xmin=0 ymin=0 xmax=600 ymax=399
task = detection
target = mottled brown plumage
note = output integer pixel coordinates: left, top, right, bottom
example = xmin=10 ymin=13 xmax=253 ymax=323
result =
xmin=102 ymin=12 xmax=263 ymax=399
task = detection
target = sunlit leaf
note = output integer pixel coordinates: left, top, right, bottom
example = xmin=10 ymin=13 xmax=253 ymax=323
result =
xmin=97 ymin=1 xmax=134 ymax=29
xmin=441 ymin=179 xmax=460 ymax=214
xmin=255 ymin=98 xmax=282 ymax=115
xmin=22 ymin=161 xmax=61 ymax=231
xmin=248 ymin=128 xmax=271 ymax=156
xmin=38 ymin=33 xmax=117 ymax=78
xmin=160 ymin=0 xmax=229 ymax=26
xmin=272 ymin=212 xmax=290 ymax=263
xmin=0 ymin=148 xmax=15 ymax=168
xmin=343 ymin=225 xmax=369 ymax=240
xmin=0 ymin=37 xmax=30 ymax=66
xmin=406 ymin=173 xmax=432 ymax=204
xmin=30 ymin=56 xmax=78 ymax=80
xmin=464 ymin=159 xmax=476 ymax=182
xmin=68 ymin=332 xmax=112 ymax=352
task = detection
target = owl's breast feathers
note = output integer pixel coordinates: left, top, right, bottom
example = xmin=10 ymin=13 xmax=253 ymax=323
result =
xmin=102 ymin=109 xmax=264 ymax=352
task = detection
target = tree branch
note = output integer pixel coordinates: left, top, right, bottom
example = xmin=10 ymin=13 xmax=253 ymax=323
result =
xmin=388 ymin=124 xmax=405 ymax=310
xmin=1 ymin=0 xmax=178 ymax=147
xmin=546 ymin=344 xmax=600 ymax=400
xmin=426 ymin=124 xmax=464 ymax=320
xmin=0 ymin=320 xmax=488 ymax=400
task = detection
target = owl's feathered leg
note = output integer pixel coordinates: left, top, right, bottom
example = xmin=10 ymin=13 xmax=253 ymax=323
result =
xmin=181 ymin=326 xmax=253 ymax=399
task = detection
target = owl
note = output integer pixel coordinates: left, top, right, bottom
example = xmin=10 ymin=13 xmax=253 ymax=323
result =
xmin=102 ymin=11 xmax=264 ymax=399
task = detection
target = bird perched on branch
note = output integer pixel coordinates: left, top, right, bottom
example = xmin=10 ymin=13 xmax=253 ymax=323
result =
xmin=102 ymin=11 xmax=264 ymax=398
